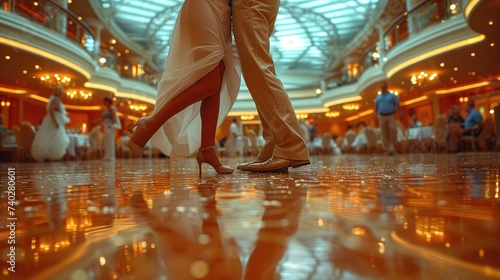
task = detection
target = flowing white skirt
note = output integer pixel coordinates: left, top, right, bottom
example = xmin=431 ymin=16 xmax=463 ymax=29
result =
xmin=150 ymin=0 xmax=241 ymax=160
xmin=31 ymin=112 xmax=70 ymax=162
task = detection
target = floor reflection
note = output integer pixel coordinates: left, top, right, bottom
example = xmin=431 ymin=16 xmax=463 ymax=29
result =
xmin=1 ymin=153 xmax=500 ymax=279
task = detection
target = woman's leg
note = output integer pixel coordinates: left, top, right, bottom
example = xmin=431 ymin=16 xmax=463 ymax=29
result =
xmin=130 ymin=61 xmax=225 ymax=148
xmin=200 ymin=62 xmax=225 ymax=166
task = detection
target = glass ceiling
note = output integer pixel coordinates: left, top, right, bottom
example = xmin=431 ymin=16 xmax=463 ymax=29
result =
xmin=99 ymin=0 xmax=381 ymax=90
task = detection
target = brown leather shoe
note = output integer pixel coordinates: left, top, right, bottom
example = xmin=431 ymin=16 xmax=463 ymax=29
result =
xmin=246 ymin=156 xmax=310 ymax=172
xmin=237 ymin=158 xmax=267 ymax=171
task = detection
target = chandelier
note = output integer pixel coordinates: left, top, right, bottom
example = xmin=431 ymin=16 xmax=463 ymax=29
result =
xmin=66 ymin=90 xmax=93 ymax=101
xmin=411 ymin=72 xmax=438 ymax=87
xmin=325 ymin=111 xmax=340 ymax=118
xmin=39 ymin=74 xmax=72 ymax=86
xmin=130 ymin=104 xmax=148 ymax=111
xmin=343 ymin=104 xmax=359 ymax=111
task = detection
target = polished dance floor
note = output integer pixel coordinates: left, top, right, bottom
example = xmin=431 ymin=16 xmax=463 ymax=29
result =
xmin=1 ymin=153 xmax=500 ymax=280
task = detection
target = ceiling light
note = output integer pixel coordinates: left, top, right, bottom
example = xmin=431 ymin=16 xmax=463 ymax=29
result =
xmin=490 ymin=109 xmax=494 ymax=115
xmin=66 ymin=90 xmax=93 ymax=101
xmin=68 ymin=0 xmax=72 ymax=3
xmin=5 ymin=56 xmax=10 ymax=60
xmin=296 ymin=113 xmax=308 ymax=119
xmin=471 ymin=53 xmax=475 ymax=56
xmin=240 ymin=115 xmax=255 ymax=121
xmin=22 ymin=70 xmax=27 ymax=74
xmin=77 ymin=16 xmax=82 ymax=21
xmin=491 ymin=43 xmax=495 ymax=47
xmin=125 ymin=49 xmax=130 ymax=54
xmin=454 ymin=67 xmax=458 ymax=71
xmin=33 ymin=2 xmax=38 ymax=6
xmin=325 ymin=111 xmax=340 ymax=118
xmin=110 ymin=46 xmax=114 ymax=50
xmin=343 ymin=104 xmax=359 ymax=111
xmin=440 ymin=63 xmax=445 ymax=67
xmin=35 ymin=65 xmax=40 ymax=70
xmin=315 ymin=89 xmax=321 ymax=95
xmin=110 ymin=39 xmax=117 ymax=44
xmin=489 ymin=20 xmax=493 ymax=26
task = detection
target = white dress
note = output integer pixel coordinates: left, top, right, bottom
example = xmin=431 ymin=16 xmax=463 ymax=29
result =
xmin=150 ymin=0 xmax=241 ymax=160
xmin=31 ymin=95 xmax=70 ymax=162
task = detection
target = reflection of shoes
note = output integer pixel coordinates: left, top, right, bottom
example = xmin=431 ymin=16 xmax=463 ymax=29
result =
xmin=237 ymin=158 xmax=266 ymax=171
xmin=196 ymin=146 xmax=234 ymax=175
xmin=127 ymin=117 xmax=150 ymax=157
xmin=246 ymin=156 xmax=310 ymax=172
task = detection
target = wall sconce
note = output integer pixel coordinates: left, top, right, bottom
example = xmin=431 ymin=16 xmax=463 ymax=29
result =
xmin=459 ymin=97 xmax=469 ymax=102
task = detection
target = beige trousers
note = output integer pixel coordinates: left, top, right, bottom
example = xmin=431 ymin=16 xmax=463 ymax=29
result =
xmin=232 ymin=0 xmax=309 ymax=161
xmin=378 ymin=113 xmax=398 ymax=152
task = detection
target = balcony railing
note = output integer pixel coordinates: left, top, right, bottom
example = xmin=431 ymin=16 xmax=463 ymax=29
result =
xmin=383 ymin=0 xmax=462 ymax=52
xmin=3 ymin=0 xmax=96 ymax=54
xmin=323 ymin=0 xmax=463 ymax=92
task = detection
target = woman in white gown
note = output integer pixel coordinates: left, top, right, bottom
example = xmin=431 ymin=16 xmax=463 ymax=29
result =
xmin=31 ymin=86 xmax=70 ymax=162
xmin=127 ymin=0 xmax=241 ymax=174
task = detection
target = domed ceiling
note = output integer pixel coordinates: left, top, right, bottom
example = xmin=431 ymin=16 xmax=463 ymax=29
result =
xmin=97 ymin=0 xmax=383 ymax=91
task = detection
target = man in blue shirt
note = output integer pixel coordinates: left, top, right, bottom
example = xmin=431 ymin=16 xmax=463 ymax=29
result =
xmin=375 ymin=82 xmax=402 ymax=155
xmin=448 ymin=100 xmax=483 ymax=152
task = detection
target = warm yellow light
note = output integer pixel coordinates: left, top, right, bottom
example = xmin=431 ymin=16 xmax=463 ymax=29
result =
xmin=387 ymin=35 xmax=485 ymax=77
xmin=491 ymin=43 xmax=495 ymax=47
xmin=5 ymin=56 xmax=10 ymax=60
xmin=325 ymin=111 xmax=340 ymax=118
xmin=440 ymin=63 xmax=445 ymax=67
xmin=110 ymin=39 xmax=117 ymax=44
xmin=490 ymin=109 xmax=494 ymax=115
xmin=125 ymin=49 xmax=130 ymax=54
xmin=470 ymin=53 xmax=475 ymax=57
xmin=0 ymin=38 xmax=91 ymax=79
xmin=402 ymin=96 xmax=428 ymax=106
xmin=114 ymin=92 xmax=155 ymax=104
xmin=324 ymin=96 xmax=362 ymax=108
xmin=454 ymin=67 xmax=458 ymax=71
xmin=240 ymin=115 xmax=255 ymax=121
xmin=489 ymin=20 xmax=493 ymax=26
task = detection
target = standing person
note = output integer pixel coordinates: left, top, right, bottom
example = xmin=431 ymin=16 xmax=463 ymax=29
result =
xmin=225 ymin=118 xmax=240 ymax=157
xmin=127 ymin=0 xmax=241 ymax=175
xmin=375 ymin=82 xmax=402 ymax=155
xmin=101 ymin=97 xmax=121 ymax=161
xmin=232 ymin=0 xmax=310 ymax=172
xmin=31 ymin=86 xmax=70 ymax=162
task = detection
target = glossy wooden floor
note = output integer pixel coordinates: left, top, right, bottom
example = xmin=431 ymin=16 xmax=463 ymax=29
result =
xmin=1 ymin=153 xmax=500 ymax=280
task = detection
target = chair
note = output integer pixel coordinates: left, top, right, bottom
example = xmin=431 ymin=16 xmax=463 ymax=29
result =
xmin=19 ymin=121 xmax=37 ymax=161
xmin=87 ymin=126 xmax=102 ymax=159
xmin=432 ymin=115 xmax=448 ymax=153
xmin=0 ymin=131 xmax=18 ymax=162
xmin=321 ymin=133 xmax=333 ymax=155
xmin=364 ymin=128 xmax=379 ymax=154
xmin=461 ymin=118 xmax=494 ymax=151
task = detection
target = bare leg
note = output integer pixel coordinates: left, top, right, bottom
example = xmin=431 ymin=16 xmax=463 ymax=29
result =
xmin=200 ymin=62 xmax=225 ymax=166
xmin=130 ymin=61 xmax=226 ymax=148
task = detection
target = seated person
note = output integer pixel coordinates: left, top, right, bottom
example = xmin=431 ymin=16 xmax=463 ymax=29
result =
xmin=408 ymin=112 xmax=423 ymax=128
xmin=0 ymin=115 xmax=13 ymax=135
xmin=447 ymin=101 xmax=482 ymax=152
xmin=341 ymin=124 xmax=356 ymax=151
xmin=351 ymin=121 xmax=368 ymax=153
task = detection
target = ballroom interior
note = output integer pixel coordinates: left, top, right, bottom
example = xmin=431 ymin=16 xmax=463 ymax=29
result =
xmin=1 ymin=0 xmax=500 ymax=279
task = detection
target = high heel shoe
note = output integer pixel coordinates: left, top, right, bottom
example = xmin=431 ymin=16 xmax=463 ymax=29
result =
xmin=127 ymin=117 xmax=149 ymax=157
xmin=196 ymin=146 xmax=233 ymax=175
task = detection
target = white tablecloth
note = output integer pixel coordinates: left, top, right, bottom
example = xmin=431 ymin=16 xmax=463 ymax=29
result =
xmin=406 ymin=126 xmax=433 ymax=141
xmin=67 ymin=134 xmax=90 ymax=157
